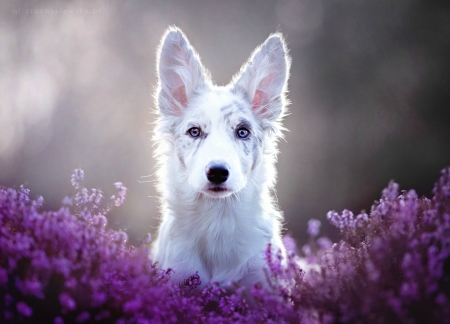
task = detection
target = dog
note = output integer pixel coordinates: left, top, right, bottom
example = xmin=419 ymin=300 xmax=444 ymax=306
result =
xmin=152 ymin=26 xmax=291 ymax=289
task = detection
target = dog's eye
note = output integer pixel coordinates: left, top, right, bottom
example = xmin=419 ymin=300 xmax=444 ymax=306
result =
xmin=236 ymin=127 xmax=250 ymax=139
xmin=187 ymin=127 xmax=201 ymax=138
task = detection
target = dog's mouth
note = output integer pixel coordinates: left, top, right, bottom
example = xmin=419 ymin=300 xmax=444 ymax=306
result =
xmin=209 ymin=187 xmax=228 ymax=192
xmin=204 ymin=185 xmax=232 ymax=197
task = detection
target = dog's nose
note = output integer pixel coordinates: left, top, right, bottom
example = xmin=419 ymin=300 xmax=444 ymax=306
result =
xmin=206 ymin=164 xmax=229 ymax=184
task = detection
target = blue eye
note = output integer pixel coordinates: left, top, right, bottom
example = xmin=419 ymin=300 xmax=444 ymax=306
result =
xmin=236 ymin=127 xmax=250 ymax=139
xmin=188 ymin=127 xmax=201 ymax=138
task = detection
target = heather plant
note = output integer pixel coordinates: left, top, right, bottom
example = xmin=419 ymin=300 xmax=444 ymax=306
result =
xmin=1 ymin=168 xmax=450 ymax=323
xmin=266 ymin=169 xmax=450 ymax=323
xmin=0 ymin=170 xmax=280 ymax=323
xmin=0 ymin=170 xmax=203 ymax=323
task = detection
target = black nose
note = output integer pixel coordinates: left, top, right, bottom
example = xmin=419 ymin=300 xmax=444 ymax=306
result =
xmin=206 ymin=165 xmax=229 ymax=184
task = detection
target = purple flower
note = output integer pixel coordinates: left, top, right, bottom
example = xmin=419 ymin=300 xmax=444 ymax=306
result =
xmin=1 ymin=167 xmax=450 ymax=323
xmin=16 ymin=301 xmax=32 ymax=317
xmin=307 ymin=219 xmax=321 ymax=237
xmin=111 ymin=181 xmax=127 ymax=207
xmin=70 ymin=168 xmax=84 ymax=189
xmin=382 ymin=180 xmax=399 ymax=201
xmin=59 ymin=293 xmax=76 ymax=311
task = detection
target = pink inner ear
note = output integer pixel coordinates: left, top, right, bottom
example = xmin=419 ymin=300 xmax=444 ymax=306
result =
xmin=170 ymin=85 xmax=188 ymax=115
xmin=252 ymin=89 xmax=265 ymax=111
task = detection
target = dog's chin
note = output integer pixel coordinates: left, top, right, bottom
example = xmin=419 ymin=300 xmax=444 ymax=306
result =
xmin=202 ymin=186 xmax=234 ymax=198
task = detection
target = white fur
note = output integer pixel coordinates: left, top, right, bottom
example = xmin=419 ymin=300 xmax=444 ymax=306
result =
xmin=152 ymin=26 xmax=291 ymax=288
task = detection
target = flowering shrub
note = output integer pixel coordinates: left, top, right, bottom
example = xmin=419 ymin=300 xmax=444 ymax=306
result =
xmin=1 ymin=168 xmax=449 ymax=323
xmin=268 ymin=169 xmax=450 ymax=323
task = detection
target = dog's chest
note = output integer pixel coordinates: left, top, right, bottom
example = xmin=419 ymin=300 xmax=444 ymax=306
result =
xmin=188 ymin=208 xmax=270 ymax=277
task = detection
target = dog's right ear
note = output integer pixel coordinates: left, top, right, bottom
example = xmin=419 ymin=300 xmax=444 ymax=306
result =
xmin=156 ymin=27 xmax=206 ymax=117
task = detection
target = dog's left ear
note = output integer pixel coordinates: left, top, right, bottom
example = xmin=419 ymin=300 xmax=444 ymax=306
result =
xmin=233 ymin=34 xmax=290 ymax=121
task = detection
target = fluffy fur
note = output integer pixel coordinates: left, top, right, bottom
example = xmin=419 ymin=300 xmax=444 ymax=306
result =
xmin=152 ymin=26 xmax=291 ymax=288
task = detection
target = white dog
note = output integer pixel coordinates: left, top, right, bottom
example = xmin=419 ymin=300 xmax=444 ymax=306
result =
xmin=152 ymin=26 xmax=291 ymax=288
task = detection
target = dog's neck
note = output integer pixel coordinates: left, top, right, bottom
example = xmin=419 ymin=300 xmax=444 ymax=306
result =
xmin=166 ymin=177 xmax=268 ymax=220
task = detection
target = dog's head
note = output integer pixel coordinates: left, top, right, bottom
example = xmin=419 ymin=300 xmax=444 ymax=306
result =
xmin=155 ymin=27 xmax=290 ymax=198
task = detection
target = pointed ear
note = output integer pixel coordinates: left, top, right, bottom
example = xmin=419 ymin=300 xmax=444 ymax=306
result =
xmin=156 ymin=27 xmax=207 ymax=116
xmin=233 ymin=34 xmax=290 ymax=121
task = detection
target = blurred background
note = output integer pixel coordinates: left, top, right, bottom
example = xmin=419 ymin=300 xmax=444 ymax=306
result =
xmin=1 ymin=0 xmax=449 ymax=245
